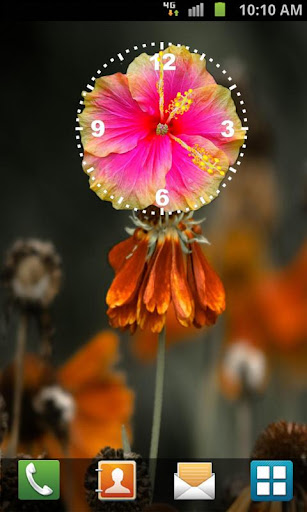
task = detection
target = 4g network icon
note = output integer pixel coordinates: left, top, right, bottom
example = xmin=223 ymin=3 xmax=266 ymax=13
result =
xmin=163 ymin=2 xmax=179 ymax=17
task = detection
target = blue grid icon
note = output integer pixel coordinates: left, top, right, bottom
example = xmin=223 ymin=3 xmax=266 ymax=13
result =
xmin=250 ymin=460 xmax=293 ymax=502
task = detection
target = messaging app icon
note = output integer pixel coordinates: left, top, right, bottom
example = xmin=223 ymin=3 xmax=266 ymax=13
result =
xmin=18 ymin=460 xmax=60 ymax=500
xmin=174 ymin=462 xmax=215 ymax=500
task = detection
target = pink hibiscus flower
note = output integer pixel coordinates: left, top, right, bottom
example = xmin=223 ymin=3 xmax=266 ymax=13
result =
xmin=79 ymin=45 xmax=245 ymax=212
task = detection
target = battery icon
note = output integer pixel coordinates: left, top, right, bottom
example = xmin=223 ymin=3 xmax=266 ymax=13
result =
xmin=214 ymin=2 xmax=226 ymax=16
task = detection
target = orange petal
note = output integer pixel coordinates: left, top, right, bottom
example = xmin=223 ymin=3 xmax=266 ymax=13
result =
xmin=108 ymin=236 xmax=138 ymax=272
xmin=137 ymin=258 xmax=166 ymax=333
xmin=75 ymin=381 xmax=134 ymax=422
xmin=143 ymin=235 xmax=172 ymax=315
xmin=132 ymin=302 xmax=203 ymax=360
xmin=187 ymin=254 xmax=207 ymax=327
xmin=107 ymin=295 xmax=138 ymax=330
xmin=69 ymin=417 xmax=125 ymax=457
xmin=140 ymin=308 xmax=166 ymax=333
xmin=192 ymin=243 xmax=225 ymax=314
xmin=170 ymin=237 xmax=194 ymax=326
xmin=106 ymin=237 xmax=148 ymax=308
xmin=58 ymin=331 xmax=119 ymax=392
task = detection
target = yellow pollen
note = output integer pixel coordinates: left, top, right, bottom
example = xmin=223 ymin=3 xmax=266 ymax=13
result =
xmin=156 ymin=51 xmax=165 ymax=121
xmin=165 ymin=89 xmax=194 ymax=122
xmin=171 ymin=136 xmax=225 ymax=176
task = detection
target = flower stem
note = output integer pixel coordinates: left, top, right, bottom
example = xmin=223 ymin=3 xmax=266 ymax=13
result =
xmin=149 ymin=326 xmax=166 ymax=497
xmin=121 ymin=424 xmax=131 ymax=454
xmin=6 ymin=312 xmax=28 ymax=457
xmin=236 ymin=396 xmax=252 ymax=457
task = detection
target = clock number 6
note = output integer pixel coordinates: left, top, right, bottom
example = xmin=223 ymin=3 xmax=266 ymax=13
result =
xmin=221 ymin=120 xmax=235 ymax=138
xmin=91 ymin=120 xmax=105 ymax=138
xmin=156 ymin=189 xmax=169 ymax=206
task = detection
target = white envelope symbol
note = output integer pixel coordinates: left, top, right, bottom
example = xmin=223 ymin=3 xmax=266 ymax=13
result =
xmin=174 ymin=473 xmax=215 ymax=500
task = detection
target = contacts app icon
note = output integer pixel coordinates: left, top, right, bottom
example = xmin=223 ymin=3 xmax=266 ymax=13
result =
xmin=96 ymin=460 xmax=136 ymax=501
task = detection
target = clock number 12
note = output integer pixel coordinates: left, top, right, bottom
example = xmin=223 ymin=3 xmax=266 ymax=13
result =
xmin=150 ymin=53 xmax=176 ymax=71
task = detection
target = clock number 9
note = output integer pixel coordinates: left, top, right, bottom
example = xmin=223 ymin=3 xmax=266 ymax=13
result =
xmin=221 ymin=120 xmax=235 ymax=138
xmin=156 ymin=189 xmax=170 ymax=206
xmin=91 ymin=120 xmax=105 ymax=138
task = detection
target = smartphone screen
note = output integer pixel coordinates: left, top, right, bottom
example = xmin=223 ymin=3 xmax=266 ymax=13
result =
xmin=1 ymin=2 xmax=306 ymax=511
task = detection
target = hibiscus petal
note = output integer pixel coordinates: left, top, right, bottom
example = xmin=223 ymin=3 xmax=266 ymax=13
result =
xmin=79 ymin=73 xmax=153 ymax=157
xmin=172 ymin=84 xmax=245 ymax=164
xmin=84 ymin=134 xmax=172 ymax=210
xmin=164 ymin=134 xmax=229 ymax=211
xmin=127 ymin=45 xmax=215 ymax=117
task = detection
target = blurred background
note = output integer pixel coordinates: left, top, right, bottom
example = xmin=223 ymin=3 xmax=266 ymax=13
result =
xmin=1 ymin=21 xmax=306 ymax=462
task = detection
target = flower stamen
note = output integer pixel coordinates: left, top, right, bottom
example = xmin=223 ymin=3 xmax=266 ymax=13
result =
xmin=157 ymin=51 xmax=165 ymax=122
xmin=156 ymin=123 xmax=169 ymax=135
xmin=171 ymin=135 xmax=225 ymax=176
xmin=166 ymin=90 xmax=194 ymax=123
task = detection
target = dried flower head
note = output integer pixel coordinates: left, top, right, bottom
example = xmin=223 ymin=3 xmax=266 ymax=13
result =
xmin=1 ymin=239 xmax=62 ymax=308
xmin=107 ymin=208 xmax=225 ymax=333
xmin=32 ymin=385 xmax=76 ymax=444
xmin=0 ymin=355 xmax=72 ymax=446
xmin=219 ymin=340 xmax=268 ymax=400
xmin=228 ymin=421 xmax=307 ymax=511
xmin=252 ymin=421 xmax=307 ymax=489
xmin=85 ymin=447 xmax=151 ymax=511
xmin=1 ymin=332 xmax=133 ymax=468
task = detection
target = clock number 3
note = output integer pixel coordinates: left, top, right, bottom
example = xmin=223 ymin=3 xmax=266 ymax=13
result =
xmin=221 ymin=120 xmax=235 ymax=138
xmin=150 ymin=53 xmax=176 ymax=71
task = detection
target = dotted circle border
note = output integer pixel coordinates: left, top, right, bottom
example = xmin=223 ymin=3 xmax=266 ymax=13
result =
xmin=75 ymin=41 xmax=249 ymax=216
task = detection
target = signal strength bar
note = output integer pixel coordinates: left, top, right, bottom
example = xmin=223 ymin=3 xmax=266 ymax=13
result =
xmin=188 ymin=3 xmax=204 ymax=16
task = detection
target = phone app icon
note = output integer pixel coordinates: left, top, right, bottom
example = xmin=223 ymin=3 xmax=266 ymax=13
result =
xmin=96 ymin=460 xmax=136 ymax=501
xmin=18 ymin=460 xmax=60 ymax=500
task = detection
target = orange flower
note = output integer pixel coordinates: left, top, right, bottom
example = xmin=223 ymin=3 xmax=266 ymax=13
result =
xmin=1 ymin=331 xmax=133 ymax=511
xmin=1 ymin=331 xmax=133 ymax=457
xmin=107 ymin=208 xmax=225 ymax=334
xmin=254 ymin=241 xmax=307 ymax=351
